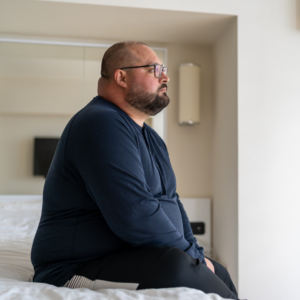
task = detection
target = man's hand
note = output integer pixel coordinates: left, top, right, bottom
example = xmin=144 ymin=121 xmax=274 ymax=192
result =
xmin=204 ymin=258 xmax=215 ymax=273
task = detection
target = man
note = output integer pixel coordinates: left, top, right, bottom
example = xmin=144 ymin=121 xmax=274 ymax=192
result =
xmin=31 ymin=41 xmax=238 ymax=299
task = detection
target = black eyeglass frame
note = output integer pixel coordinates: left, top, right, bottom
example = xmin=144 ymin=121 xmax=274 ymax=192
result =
xmin=120 ymin=64 xmax=167 ymax=78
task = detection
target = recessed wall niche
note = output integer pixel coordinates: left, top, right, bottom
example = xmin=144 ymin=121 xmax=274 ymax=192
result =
xmin=0 ymin=1 xmax=237 ymax=288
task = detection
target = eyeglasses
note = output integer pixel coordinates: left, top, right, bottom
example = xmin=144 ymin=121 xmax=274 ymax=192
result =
xmin=120 ymin=64 xmax=168 ymax=78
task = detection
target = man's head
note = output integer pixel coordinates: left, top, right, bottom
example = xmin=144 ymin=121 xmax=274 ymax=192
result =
xmin=98 ymin=41 xmax=170 ymax=117
xmin=101 ymin=41 xmax=145 ymax=79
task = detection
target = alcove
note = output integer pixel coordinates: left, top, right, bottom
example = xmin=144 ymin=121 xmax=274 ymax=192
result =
xmin=0 ymin=0 xmax=238 ymax=286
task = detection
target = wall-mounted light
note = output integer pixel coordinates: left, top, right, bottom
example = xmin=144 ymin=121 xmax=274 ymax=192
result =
xmin=179 ymin=63 xmax=201 ymax=125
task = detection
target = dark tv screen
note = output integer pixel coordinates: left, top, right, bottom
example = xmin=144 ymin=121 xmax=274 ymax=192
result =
xmin=33 ymin=137 xmax=59 ymax=178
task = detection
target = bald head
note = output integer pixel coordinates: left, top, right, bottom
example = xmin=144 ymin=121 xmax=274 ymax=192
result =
xmin=101 ymin=41 xmax=148 ymax=80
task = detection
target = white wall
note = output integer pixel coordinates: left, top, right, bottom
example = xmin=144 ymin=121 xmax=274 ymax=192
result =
xmin=238 ymin=1 xmax=300 ymax=299
xmin=212 ymin=19 xmax=238 ymax=286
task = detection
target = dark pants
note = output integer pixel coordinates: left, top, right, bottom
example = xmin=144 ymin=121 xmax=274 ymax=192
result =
xmin=208 ymin=257 xmax=238 ymax=296
xmin=71 ymin=247 xmax=239 ymax=299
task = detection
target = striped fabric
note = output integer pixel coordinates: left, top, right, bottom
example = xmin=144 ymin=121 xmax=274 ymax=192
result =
xmin=63 ymin=275 xmax=94 ymax=289
xmin=63 ymin=275 xmax=139 ymax=290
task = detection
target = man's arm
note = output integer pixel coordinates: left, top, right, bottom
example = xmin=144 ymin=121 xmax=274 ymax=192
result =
xmin=176 ymin=197 xmax=215 ymax=272
xmin=176 ymin=195 xmax=212 ymax=266
xmin=176 ymin=196 xmax=205 ymax=251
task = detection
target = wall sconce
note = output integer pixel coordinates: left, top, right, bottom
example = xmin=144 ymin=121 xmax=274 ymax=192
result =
xmin=179 ymin=63 xmax=201 ymax=125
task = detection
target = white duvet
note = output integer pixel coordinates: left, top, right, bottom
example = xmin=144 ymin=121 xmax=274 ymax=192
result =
xmin=0 ymin=197 xmax=229 ymax=300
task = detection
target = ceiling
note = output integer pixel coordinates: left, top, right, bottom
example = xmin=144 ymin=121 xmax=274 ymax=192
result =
xmin=0 ymin=0 xmax=235 ymax=45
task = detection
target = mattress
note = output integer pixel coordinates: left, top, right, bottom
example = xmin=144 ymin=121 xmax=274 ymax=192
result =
xmin=0 ymin=195 xmax=229 ymax=300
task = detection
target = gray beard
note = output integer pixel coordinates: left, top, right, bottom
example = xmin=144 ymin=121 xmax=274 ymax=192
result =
xmin=125 ymin=85 xmax=170 ymax=116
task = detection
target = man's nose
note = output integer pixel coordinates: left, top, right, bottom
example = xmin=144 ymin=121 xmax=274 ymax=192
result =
xmin=159 ymin=72 xmax=169 ymax=83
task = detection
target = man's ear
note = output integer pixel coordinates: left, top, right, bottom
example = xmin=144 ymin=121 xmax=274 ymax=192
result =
xmin=114 ymin=69 xmax=127 ymax=88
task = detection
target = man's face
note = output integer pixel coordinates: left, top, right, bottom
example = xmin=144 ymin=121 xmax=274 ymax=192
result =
xmin=124 ymin=45 xmax=170 ymax=116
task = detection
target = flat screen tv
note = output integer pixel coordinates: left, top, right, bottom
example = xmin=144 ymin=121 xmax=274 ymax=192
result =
xmin=33 ymin=137 xmax=59 ymax=178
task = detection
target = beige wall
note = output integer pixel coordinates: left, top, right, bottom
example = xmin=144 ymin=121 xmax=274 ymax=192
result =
xmin=211 ymin=19 xmax=238 ymax=286
xmin=0 ymin=42 xmax=213 ymax=200
xmin=0 ymin=114 xmax=70 ymax=194
xmin=166 ymin=43 xmax=213 ymax=199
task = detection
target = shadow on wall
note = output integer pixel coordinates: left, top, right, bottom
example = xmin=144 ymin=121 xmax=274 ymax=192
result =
xmin=297 ymin=0 xmax=300 ymax=30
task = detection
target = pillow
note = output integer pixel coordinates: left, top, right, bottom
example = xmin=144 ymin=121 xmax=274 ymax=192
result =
xmin=0 ymin=264 xmax=34 ymax=282
xmin=0 ymin=240 xmax=34 ymax=282
xmin=0 ymin=199 xmax=42 ymax=241
xmin=0 ymin=199 xmax=42 ymax=282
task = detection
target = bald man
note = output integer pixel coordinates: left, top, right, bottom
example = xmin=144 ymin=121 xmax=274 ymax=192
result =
xmin=31 ymin=41 xmax=238 ymax=299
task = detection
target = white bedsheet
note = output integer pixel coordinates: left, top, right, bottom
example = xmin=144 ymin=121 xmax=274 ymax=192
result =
xmin=0 ymin=196 xmax=230 ymax=300
xmin=0 ymin=280 xmax=226 ymax=300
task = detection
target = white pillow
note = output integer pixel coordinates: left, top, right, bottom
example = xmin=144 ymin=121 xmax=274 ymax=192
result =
xmin=0 ymin=240 xmax=34 ymax=282
xmin=0 ymin=264 xmax=33 ymax=282
xmin=0 ymin=199 xmax=42 ymax=282
xmin=0 ymin=199 xmax=42 ymax=240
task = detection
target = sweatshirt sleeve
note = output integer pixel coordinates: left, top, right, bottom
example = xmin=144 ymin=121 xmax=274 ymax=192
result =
xmin=67 ymin=112 xmax=197 ymax=256
xmin=176 ymin=194 xmax=206 ymax=264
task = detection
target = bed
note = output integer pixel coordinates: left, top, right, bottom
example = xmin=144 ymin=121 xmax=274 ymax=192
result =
xmin=0 ymin=195 xmax=229 ymax=300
